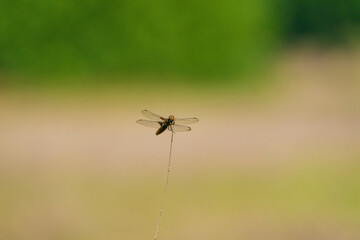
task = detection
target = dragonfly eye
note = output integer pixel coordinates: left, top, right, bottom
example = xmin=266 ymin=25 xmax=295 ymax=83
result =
xmin=169 ymin=115 xmax=175 ymax=121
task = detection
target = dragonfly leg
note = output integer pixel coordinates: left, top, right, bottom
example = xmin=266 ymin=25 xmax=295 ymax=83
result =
xmin=168 ymin=125 xmax=175 ymax=134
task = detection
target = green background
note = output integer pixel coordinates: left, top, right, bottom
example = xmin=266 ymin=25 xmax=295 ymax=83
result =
xmin=1 ymin=0 xmax=359 ymax=85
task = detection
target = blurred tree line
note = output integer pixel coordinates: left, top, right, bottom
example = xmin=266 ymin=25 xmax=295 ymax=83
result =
xmin=0 ymin=0 xmax=359 ymax=85
xmin=279 ymin=0 xmax=360 ymax=43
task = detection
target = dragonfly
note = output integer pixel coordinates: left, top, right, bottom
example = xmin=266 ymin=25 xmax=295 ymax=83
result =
xmin=136 ymin=110 xmax=199 ymax=135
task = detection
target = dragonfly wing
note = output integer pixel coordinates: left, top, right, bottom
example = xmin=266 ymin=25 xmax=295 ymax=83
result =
xmin=141 ymin=110 xmax=165 ymax=120
xmin=175 ymin=117 xmax=199 ymax=125
xmin=172 ymin=124 xmax=191 ymax=132
xmin=136 ymin=119 xmax=162 ymax=128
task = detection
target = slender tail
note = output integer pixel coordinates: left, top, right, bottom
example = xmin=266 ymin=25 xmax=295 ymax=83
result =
xmin=153 ymin=131 xmax=174 ymax=240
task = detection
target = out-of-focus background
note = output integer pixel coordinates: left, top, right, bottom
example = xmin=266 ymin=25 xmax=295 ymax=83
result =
xmin=1 ymin=1 xmax=360 ymax=239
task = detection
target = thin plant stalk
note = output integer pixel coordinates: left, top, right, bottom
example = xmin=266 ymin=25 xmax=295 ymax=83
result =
xmin=153 ymin=131 xmax=174 ymax=240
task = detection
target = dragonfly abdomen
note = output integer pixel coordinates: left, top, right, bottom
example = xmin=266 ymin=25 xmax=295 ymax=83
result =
xmin=156 ymin=123 xmax=169 ymax=135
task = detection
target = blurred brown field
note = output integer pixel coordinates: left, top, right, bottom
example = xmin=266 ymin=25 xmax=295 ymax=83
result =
xmin=1 ymin=48 xmax=360 ymax=239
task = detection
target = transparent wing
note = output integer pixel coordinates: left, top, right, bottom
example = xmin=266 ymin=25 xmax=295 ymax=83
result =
xmin=141 ymin=109 xmax=165 ymax=120
xmin=172 ymin=124 xmax=191 ymax=132
xmin=136 ymin=119 xmax=162 ymax=128
xmin=175 ymin=117 xmax=199 ymax=125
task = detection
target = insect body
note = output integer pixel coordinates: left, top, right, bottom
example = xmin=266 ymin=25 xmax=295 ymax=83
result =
xmin=155 ymin=115 xmax=175 ymax=135
xmin=136 ymin=110 xmax=198 ymax=135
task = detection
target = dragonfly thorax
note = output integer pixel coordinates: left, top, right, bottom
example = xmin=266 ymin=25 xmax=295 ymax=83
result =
xmin=167 ymin=115 xmax=175 ymax=125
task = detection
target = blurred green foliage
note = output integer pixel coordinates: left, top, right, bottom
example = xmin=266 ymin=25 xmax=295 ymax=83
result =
xmin=0 ymin=0 xmax=276 ymax=81
xmin=279 ymin=0 xmax=360 ymax=43
xmin=0 ymin=0 xmax=359 ymax=84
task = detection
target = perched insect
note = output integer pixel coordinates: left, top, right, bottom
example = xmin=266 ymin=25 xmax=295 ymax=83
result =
xmin=136 ymin=110 xmax=199 ymax=135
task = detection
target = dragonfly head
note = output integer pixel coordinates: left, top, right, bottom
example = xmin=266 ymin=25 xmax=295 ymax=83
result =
xmin=169 ymin=115 xmax=175 ymax=122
